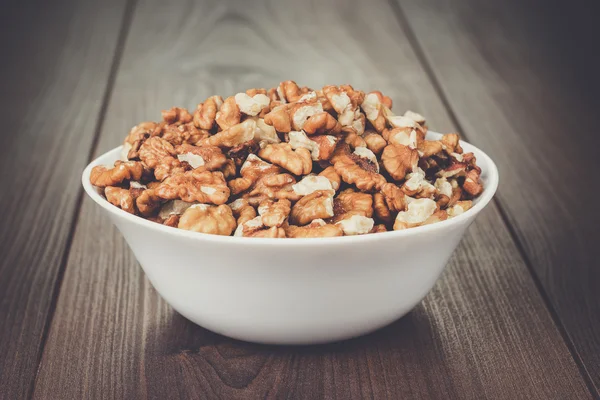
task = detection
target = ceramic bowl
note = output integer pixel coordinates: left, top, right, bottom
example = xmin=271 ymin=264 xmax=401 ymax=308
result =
xmin=82 ymin=132 xmax=498 ymax=344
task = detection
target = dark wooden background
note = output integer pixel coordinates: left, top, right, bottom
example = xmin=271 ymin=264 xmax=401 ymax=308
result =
xmin=1 ymin=0 xmax=598 ymax=398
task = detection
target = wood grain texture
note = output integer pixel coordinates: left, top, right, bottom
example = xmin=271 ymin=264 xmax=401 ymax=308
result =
xmin=33 ymin=0 xmax=591 ymax=398
xmin=0 ymin=0 xmax=127 ymax=398
xmin=397 ymin=0 xmax=600 ymax=392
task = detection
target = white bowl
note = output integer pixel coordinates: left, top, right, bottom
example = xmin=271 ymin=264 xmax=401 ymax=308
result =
xmin=82 ymin=132 xmax=498 ymax=345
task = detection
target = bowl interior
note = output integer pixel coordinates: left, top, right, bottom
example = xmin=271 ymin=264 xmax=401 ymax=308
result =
xmin=81 ymin=132 xmax=499 ymax=243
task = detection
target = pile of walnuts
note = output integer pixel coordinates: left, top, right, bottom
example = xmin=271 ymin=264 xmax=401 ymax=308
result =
xmin=90 ymin=81 xmax=483 ymax=238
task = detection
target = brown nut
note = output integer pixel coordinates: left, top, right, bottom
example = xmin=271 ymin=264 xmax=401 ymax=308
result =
xmin=402 ymin=168 xmax=436 ymax=199
xmin=447 ymin=200 xmax=473 ymax=218
xmin=175 ymin=143 xmax=228 ymax=171
xmin=136 ymin=189 xmax=162 ymax=217
xmin=393 ymin=198 xmax=438 ymax=230
xmin=381 ymin=144 xmax=419 ymax=181
xmin=441 ymin=133 xmax=463 ymax=154
xmin=139 ymin=137 xmax=176 ymax=168
xmin=285 ymin=219 xmax=343 ymax=238
xmin=274 ymin=80 xmax=304 ymax=103
xmin=288 ymin=130 xmax=337 ymax=161
xmin=318 ymin=166 xmax=341 ymax=191
xmin=345 ymin=132 xmax=367 ymax=150
xmin=235 ymin=92 xmax=270 ymax=117
xmin=258 ymin=198 xmax=292 ymax=227
xmin=162 ymin=107 xmax=193 ymax=125
xmin=290 ymin=190 xmax=335 ymax=226
xmin=228 ymin=154 xmax=281 ymax=195
xmin=252 ymin=117 xmax=281 ymax=144
xmin=303 ymin=111 xmax=341 ymax=135
xmin=263 ymin=104 xmax=292 ymax=133
xmin=361 ymin=92 xmax=387 ymax=132
xmin=193 ymin=95 xmax=224 ymax=130
xmin=258 ymin=143 xmax=312 ymax=176
xmin=200 ymin=119 xmax=256 ymax=148
xmin=90 ymin=161 xmax=144 ymax=187
xmin=234 ymin=216 xmax=286 ymax=238
xmin=330 ymin=189 xmax=373 ymax=223
xmin=370 ymin=224 xmax=388 ymax=234
xmin=227 ymin=140 xmax=259 ymax=168
xmin=462 ymin=169 xmax=483 ymax=196
xmin=105 ymin=186 xmax=136 ymax=214
xmin=244 ymin=172 xmax=301 ymax=206
xmin=155 ymin=170 xmax=230 ymax=204
xmin=178 ymin=204 xmax=236 ymax=236
xmin=418 ymin=140 xmax=443 ymax=158
xmin=122 ymin=121 xmax=162 ymax=160
xmin=228 ymin=198 xmax=258 ymax=226
xmin=334 ymin=148 xmax=386 ymax=192
xmin=363 ymin=131 xmax=387 ymax=155
xmin=215 ymin=96 xmax=241 ymax=130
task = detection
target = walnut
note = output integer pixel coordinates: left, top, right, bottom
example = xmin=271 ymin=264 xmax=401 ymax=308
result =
xmin=264 ymin=104 xmax=292 ymax=133
xmin=333 ymin=147 xmax=386 ymax=192
xmin=345 ymin=132 xmax=367 ymax=149
xmin=418 ymin=140 xmax=443 ymax=158
xmin=234 ymin=216 xmax=286 ymax=238
xmin=154 ymin=157 xmax=188 ymax=181
xmin=220 ymin=159 xmax=237 ymax=179
xmin=246 ymin=88 xmax=267 ymax=97
xmin=234 ymin=92 xmax=270 ymax=117
xmin=290 ymin=190 xmax=335 ymax=226
xmin=228 ymin=154 xmax=280 ymax=195
xmin=244 ymin=172 xmax=300 ymax=206
xmin=175 ymin=143 xmax=227 ymax=171
xmin=162 ymin=122 xmax=208 ymax=146
xmin=363 ymin=131 xmax=387 ymax=155
xmin=381 ymin=144 xmax=419 ymax=181
xmin=227 ymin=140 xmax=259 ymax=168
xmin=447 ymin=200 xmax=473 ymax=218
xmin=434 ymin=177 xmax=453 ymax=208
xmin=156 ymin=170 xmax=230 ymax=204
xmin=292 ymin=175 xmax=335 ymax=196
xmin=158 ymin=200 xmax=195 ymax=220
xmin=369 ymin=90 xmax=392 ymax=109
xmin=393 ymin=198 xmax=440 ymax=230
xmin=251 ymin=117 xmax=280 ymax=144
xmin=373 ymin=192 xmax=392 ymax=223
xmin=373 ymin=182 xmax=407 ymax=224
xmin=303 ymin=111 xmax=341 ymax=135
xmin=329 ymin=189 xmax=373 ymax=224
xmin=193 ymin=95 xmax=223 ymax=130
xmin=105 ymin=187 xmax=136 ymax=214
xmin=318 ymin=166 xmax=341 ymax=191
xmin=228 ymin=198 xmax=257 ymax=225
xmin=441 ymin=133 xmax=463 ymax=154
xmin=273 ymin=80 xmax=305 ymax=103
xmin=258 ymin=198 xmax=291 ymax=227
xmin=322 ymin=85 xmax=364 ymax=130
xmin=258 ymin=143 xmax=312 ymax=175
xmin=289 ymin=100 xmax=324 ymax=131
xmin=162 ymin=107 xmax=193 ymax=125
xmin=437 ymin=162 xmax=467 ymax=179
xmin=462 ymin=169 xmax=483 ymax=196
xmin=136 ymin=189 xmax=162 ymax=216
xmin=215 ymin=96 xmax=241 ymax=130
xmin=288 ymin=130 xmax=337 ymax=161
xmin=90 ymin=161 xmax=144 ymax=187
xmin=370 ymin=224 xmax=388 ymax=234
xmin=402 ymin=168 xmax=436 ymax=199
xmin=200 ymin=119 xmax=256 ymax=148
xmin=383 ymin=127 xmax=418 ymax=149
xmin=122 ymin=121 xmax=161 ymax=160
xmin=336 ymin=214 xmax=375 ymax=236
xmin=178 ymin=204 xmax=236 ymax=236
xmin=404 ymin=110 xmax=426 ymax=126
xmin=139 ymin=137 xmax=175 ymax=168
xmin=285 ymin=219 xmax=343 ymax=238
xmin=361 ymin=92 xmax=387 ymax=132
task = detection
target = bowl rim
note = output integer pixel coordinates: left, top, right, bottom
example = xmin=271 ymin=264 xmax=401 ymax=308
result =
xmin=82 ymin=132 xmax=499 ymax=245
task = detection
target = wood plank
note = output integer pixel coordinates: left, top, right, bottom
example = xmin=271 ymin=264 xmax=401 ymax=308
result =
xmin=33 ymin=0 xmax=591 ymax=398
xmin=0 ymin=0 xmax=128 ymax=398
xmin=397 ymin=0 xmax=600 ymax=392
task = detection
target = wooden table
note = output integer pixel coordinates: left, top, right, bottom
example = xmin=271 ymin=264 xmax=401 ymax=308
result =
xmin=1 ymin=0 xmax=598 ymax=398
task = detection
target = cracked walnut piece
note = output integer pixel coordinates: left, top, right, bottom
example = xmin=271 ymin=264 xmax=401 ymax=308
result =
xmin=178 ymin=204 xmax=236 ymax=236
xmin=90 ymin=161 xmax=144 ymax=187
xmin=92 ymin=81 xmax=485 ymax=237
